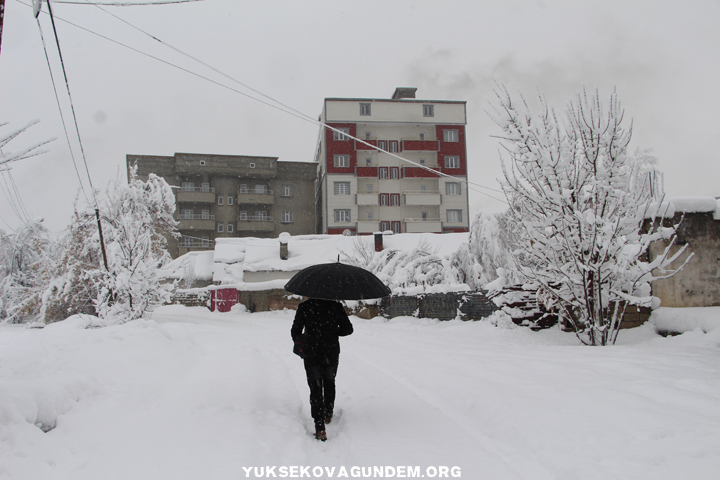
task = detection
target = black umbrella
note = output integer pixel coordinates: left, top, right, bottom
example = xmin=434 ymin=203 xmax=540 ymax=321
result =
xmin=284 ymin=261 xmax=391 ymax=300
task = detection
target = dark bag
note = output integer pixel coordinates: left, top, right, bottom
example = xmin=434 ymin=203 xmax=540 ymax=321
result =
xmin=293 ymin=333 xmax=311 ymax=358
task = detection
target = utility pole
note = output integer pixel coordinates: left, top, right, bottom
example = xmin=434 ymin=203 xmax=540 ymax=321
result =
xmin=0 ymin=0 xmax=6 ymax=58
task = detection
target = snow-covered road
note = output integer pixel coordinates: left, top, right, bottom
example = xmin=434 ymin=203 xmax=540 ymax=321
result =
xmin=2 ymin=306 xmax=720 ymax=479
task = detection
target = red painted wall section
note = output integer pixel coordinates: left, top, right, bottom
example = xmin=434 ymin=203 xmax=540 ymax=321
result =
xmin=356 ymin=166 xmax=379 ymax=177
xmin=401 ymin=139 xmax=439 ymax=152
xmin=443 ymin=227 xmax=469 ymax=233
xmin=355 ymin=139 xmax=378 ymax=151
xmin=401 ymin=166 xmax=441 ymax=178
xmin=211 ymin=288 xmax=238 ymax=312
xmin=326 ymin=123 xmax=357 ymax=174
xmin=436 ymin=125 xmax=467 ymax=175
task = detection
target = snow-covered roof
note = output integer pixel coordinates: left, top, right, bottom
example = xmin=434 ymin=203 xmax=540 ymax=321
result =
xmin=645 ymin=196 xmax=720 ymax=220
xmin=158 ymin=250 xmax=214 ymax=281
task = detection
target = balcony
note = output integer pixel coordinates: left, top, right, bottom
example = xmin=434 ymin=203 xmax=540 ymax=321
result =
xmin=178 ymin=213 xmax=216 ymax=231
xmin=355 ymin=139 xmax=377 ymax=151
xmin=404 ymin=218 xmax=442 ymax=233
xmin=176 ymin=186 xmax=215 ymax=204
xmin=401 ymin=166 xmax=441 ymax=178
xmin=404 ymin=190 xmax=441 ymax=206
xmin=356 ymin=193 xmax=379 ymax=206
xmin=357 ymin=221 xmax=379 ymax=234
xmin=400 ymin=138 xmax=439 ymax=152
xmin=237 ymin=189 xmax=274 ymax=205
xmin=237 ymin=216 xmax=274 ymax=232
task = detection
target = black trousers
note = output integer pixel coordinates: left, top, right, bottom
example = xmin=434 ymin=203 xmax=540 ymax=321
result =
xmin=304 ymin=354 xmax=339 ymax=427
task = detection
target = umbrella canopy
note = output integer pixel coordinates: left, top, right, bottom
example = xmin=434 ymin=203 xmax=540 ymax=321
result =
xmin=284 ymin=262 xmax=391 ymax=300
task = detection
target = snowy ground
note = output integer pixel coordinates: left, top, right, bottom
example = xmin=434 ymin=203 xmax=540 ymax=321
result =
xmin=2 ymin=306 xmax=720 ymax=480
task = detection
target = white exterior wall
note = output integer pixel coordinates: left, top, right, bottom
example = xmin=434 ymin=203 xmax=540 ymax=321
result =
xmin=325 ymin=100 xmax=466 ymax=125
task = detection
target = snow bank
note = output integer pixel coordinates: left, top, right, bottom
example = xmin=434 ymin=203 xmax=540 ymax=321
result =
xmin=2 ymin=306 xmax=720 ymax=480
xmin=158 ymin=250 xmax=214 ymax=280
xmin=650 ymin=306 xmax=720 ymax=333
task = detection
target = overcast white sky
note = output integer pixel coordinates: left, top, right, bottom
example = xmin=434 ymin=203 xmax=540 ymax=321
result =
xmin=1 ymin=0 xmax=719 ymax=234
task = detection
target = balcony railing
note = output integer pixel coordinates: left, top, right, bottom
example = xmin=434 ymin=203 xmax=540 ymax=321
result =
xmin=237 ymin=216 xmax=273 ymax=222
xmin=405 ymin=217 xmax=442 ymax=223
xmin=178 ymin=213 xmax=215 ymax=220
xmin=180 ymin=186 xmax=215 ymax=192
xmin=238 ymin=188 xmax=273 ymax=195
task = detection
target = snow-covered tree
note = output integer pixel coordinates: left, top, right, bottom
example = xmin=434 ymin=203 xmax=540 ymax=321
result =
xmin=490 ymin=85 xmax=689 ymax=345
xmin=43 ymin=169 xmax=179 ymax=323
xmin=0 ymin=219 xmax=54 ymax=323
xmin=93 ymin=169 xmax=179 ymax=321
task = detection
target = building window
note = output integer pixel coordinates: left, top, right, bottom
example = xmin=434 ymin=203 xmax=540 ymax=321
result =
xmin=256 ymin=211 xmax=269 ymax=220
xmin=227 ymin=223 xmax=234 ymax=233
xmin=239 ymin=211 xmax=247 ymax=220
xmin=419 ymin=158 xmax=426 ymax=165
xmin=380 ymin=221 xmax=390 ymax=231
xmin=366 ymin=184 xmax=373 ymax=193
xmin=391 ymin=221 xmax=401 ymax=234
xmin=445 ymin=156 xmax=460 ymax=169
xmin=421 ymin=211 xmax=429 ymax=220
xmin=334 ymin=182 xmax=351 ymax=195
xmin=378 ymin=140 xmax=387 ymax=151
xmin=446 ymin=183 xmax=461 ymax=195
xmin=447 ymin=209 xmax=463 ymax=223
xmin=423 ymin=105 xmax=434 ymax=117
xmin=218 ymin=195 xmax=224 ymax=205
xmin=390 ymin=167 xmax=399 ymax=179
xmin=420 ymin=184 xmax=427 ymax=192
xmin=333 ymin=128 xmax=350 ymax=141
xmin=282 ymin=185 xmax=293 ymax=197
xmin=389 ymin=141 xmax=398 ymax=153
xmin=390 ymin=194 xmax=400 ymax=206
xmin=227 ymin=195 xmax=233 ymax=205
xmin=419 ymin=133 xmax=425 ymax=140
xmin=365 ymin=158 xmax=372 ymax=166
xmin=282 ymin=211 xmax=294 ymax=223
xmin=180 ymin=209 xmax=193 ymax=219
xmin=367 ymin=210 xmax=374 ymax=220
xmin=334 ymin=154 xmax=350 ymax=168
xmin=202 ymin=237 xmax=209 ymax=247
xmin=360 ymin=103 xmax=371 ymax=116
xmin=334 ymin=209 xmax=351 ymax=223
xmin=239 ymin=184 xmax=248 ymax=193
xmin=217 ymin=222 xmax=224 ymax=232
xmin=365 ymin=131 xmax=371 ymax=140
xmin=201 ymin=209 xmax=210 ymax=219
xmin=443 ymin=129 xmax=459 ymax=142
xmin=255 ymin=184 xmax=267 ymax=194
xmin=379 ymin=167 xmax=388 ymax=179
xmin=201 ymin=183 xmax=210 ymax=192
xmin=181 ymin=182 xmax=194 ymax=191
xmin=179 ymin=236 xmax=193 ymax=247
xmin=380 ymin=193 xmax=389 ymax=206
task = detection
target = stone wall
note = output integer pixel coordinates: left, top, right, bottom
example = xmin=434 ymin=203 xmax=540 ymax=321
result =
xmin=648 ymin=211 xmax=720 ymax=308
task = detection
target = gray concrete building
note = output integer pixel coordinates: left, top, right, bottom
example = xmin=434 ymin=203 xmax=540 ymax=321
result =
xmin=127 ymin=152 xmax=318 ymax=258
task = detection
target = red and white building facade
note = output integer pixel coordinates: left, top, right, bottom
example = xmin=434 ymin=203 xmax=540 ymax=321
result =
xmin=316 ymin=88 xmax=470 ymax=235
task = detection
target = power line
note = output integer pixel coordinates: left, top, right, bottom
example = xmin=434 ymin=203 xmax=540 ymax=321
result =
xmin=25 ymin=0 xmax=507 ymax=204
xmin=35 ymin=16 xmax=90 ymax=200
xmin=53 ymin=0 xmax=203 ymax=5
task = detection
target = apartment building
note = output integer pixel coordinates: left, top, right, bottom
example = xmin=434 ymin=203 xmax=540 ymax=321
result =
xmin=127 ymin=152 xmax=317 ymax=257
xmin=315 ymin=87 xmax=470 ymax=235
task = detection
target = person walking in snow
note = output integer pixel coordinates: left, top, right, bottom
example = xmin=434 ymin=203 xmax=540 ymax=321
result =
xmin=291 ymin=298 xmax=353 ymax=441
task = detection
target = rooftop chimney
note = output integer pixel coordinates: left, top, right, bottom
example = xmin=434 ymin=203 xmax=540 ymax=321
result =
xmin=392 ymin=87 xmax=417 ymax=100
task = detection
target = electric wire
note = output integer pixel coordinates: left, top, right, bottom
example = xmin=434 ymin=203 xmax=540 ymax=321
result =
xmin=92 ymin=3 xmax=506 ymax=201
xmin=52 ymin=0 xmax=203 ymax=5
xmin=7 ymin=170 xmax=31 ymax=221
xmin=35 ymin=16 xmax=89 ymax=201
xmin=44 ymin=0 xmax=99 ymax=204
xmin=23 ymin=0 xmax=507 ymax=204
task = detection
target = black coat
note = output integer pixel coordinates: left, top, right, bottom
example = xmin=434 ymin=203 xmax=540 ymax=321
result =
xmin=291 ymin=299 xmax=353 ymax=361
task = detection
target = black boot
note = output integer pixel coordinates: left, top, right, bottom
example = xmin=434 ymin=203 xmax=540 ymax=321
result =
xmin=314 ymin=423 xmax=327 ymax=441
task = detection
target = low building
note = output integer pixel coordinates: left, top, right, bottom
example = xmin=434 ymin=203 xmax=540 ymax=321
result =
xmin=127 ymin=152 xmax=318 ymax=258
